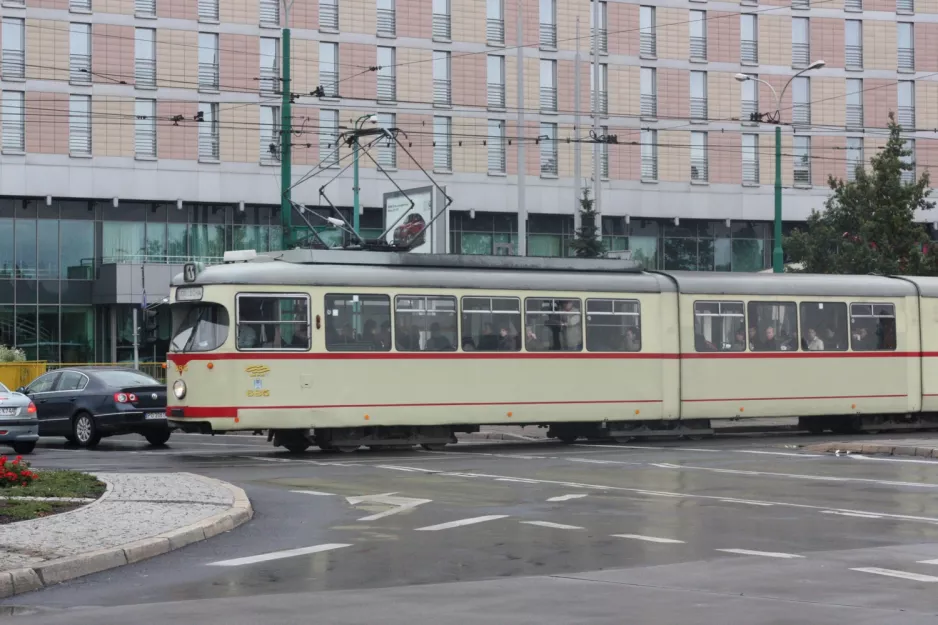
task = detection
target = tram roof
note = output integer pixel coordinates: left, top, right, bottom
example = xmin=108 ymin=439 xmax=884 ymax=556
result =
xmin=662 ymin=271 xmax=918 ymax=298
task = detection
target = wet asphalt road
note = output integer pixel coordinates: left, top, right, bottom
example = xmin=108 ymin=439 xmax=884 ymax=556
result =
xmin=4 ymin=431 xmax=938 ymax=624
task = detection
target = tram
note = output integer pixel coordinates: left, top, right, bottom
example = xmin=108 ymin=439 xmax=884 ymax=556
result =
xmin=165 ymin=249 xmax=938 ymax=453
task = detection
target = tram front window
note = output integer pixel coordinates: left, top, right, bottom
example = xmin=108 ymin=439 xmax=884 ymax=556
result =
xmin=170 ymin=304 xmax=230 ymax=352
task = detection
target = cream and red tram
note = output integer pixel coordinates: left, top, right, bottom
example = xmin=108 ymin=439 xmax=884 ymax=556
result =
xmin=166 ymin=249 xmax=938 ymax=453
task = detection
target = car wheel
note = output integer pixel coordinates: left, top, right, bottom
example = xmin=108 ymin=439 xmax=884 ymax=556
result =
xmin=144 ymin=430 xmax=171 ymax=447
xmin=11 ymin=441 xmax=36 ymax=455
xmin=72 ymin=412 xmax=102 ymax=448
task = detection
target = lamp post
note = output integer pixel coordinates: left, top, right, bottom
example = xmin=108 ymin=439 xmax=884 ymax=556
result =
xmin=351 ymin=113 xmax=378 ymax=236
xmin=735 ymin=60 xmax=825 ymax=273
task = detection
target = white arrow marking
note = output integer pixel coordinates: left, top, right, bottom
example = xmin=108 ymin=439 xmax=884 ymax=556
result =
xmin=717 ymin=549 xmax=804 ymax=559
xmin=346 ymin=492 xmax=432 ymax=521
xmin=547 ymin=494 xmax=588 ymax=502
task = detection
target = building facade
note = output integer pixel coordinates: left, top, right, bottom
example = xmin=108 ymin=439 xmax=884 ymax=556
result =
xmin=0 ymin=0 xmax=935 ymax=360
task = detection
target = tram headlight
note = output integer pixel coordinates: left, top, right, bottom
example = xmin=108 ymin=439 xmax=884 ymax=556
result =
xmin=173 ymin=379 xmax=187 ymax=400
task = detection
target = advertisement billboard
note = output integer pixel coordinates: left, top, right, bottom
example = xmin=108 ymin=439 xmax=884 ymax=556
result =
xmin=383 ymin=187 xmax=437 ymax=253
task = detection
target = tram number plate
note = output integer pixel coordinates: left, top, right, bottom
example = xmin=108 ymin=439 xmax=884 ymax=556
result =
xmin=145 ymin=412 xmax=166 ymax=420
xmin=0 ymin=408 xmax=16 ymax=416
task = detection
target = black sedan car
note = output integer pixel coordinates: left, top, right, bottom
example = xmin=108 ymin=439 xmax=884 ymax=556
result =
xmin=18 ymin=367 xmax=170 ymax=448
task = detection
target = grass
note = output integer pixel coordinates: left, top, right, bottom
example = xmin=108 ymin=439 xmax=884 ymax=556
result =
xmin=0 ymin=500 xmax=81 ymax=524
xmin=0 ymin=470 xmax=105 ymax=522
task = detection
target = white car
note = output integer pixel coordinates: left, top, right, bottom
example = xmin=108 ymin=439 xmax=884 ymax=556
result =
xmin=0 ymin=382 xmax=39 ymax=454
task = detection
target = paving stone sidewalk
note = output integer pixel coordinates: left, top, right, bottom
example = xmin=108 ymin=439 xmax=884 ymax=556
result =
xmin=805 ymin=438 xmax=938 ymax=458
xmin=0 ymin=472 xmax=252 ymax=598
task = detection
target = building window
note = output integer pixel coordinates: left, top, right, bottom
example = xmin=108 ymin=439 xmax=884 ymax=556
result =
xmin=377 ymin=112 xmax=397 ymax=169
xmin=792 ymin=17 xmax=809 ymax=68
xmin=259 ymin=0 xmax=280 ymax=26
xmin=198 ymin=102 xmax=219 ymax=161
xmin=845 ymin=0 xmax=861 ymax=10
xmin=641 ymin=128 xmax=657 ymax=180
xmin=69 ymin=94 xmax=92 ymax=157
xmin=433 ymin=0 xmax=451 ymax=41
xmin=689 ymin=10 xmax=707 ymax=61
xmin=69 ymin=23 xmax=92 ymax=85
xmin=487 ymin=55 xmax=505 ymax=109
xmin=1 ymin=18 xmax=25 ymax=80
xmin=591 ymin=0 xmax=607 ymax=54
xmin=319 ymin=42 xmax=339 ymax=97
xmin=433 ymin=50 xmax=451 ymax=106
xmin=846 ymin=136 xmax=863 ymax=182
xmin=690 ymin=131 xmax=707 ymax=182
xmin=320 ymin=0 xmax=339 ymax=32
xmin=792 ymin=76 xmax=810 ymax=125
xmin=198 ymin=0 xmax=219 ymax=21
xmin=845 ymin=20 xmax=862 ymax=69
xmin=1 ymin=91 xmax=25 ymax=152
xmin=377 ymin=0 xmax=396 ymax=37
xmin=260 ymin=104 xmax=280 ymax=165
xmin=134 ymin=28 xmax=156 ymax=88
xmin=319 ymin=108 xmax=339 ymax=166
xmin=540 ymin=59 xmax=557 ymax=113
xmin=742 ymin=133 xmax=759 ymax=184
xmin=740 ymin=72 xmax=758 ymax=122
xmin=488 ymin=119 xmax=506 ymax=174
xmin=258 ymin=38 xmax=280 ymax=95
xmin=540 ymin=122 xmax=557 ymax=176
xmin=792 ymin=0 xmax=809 ymax=8
xmin=690 ymin=70 xmax=707 ymax=121
xmin=640 ymin=6 xmax=656 ymax=58
xmin=898 ymin=22 xmax=914 ymax=71
xmin=450 ymin=212 xmax=518 ymax=256
xmin=539 ymin=0 xmax=556 ymax=49
xmin=598 ymin=124 xmax=609 ymax=179
xmin=740 ymin=14 xmax=757 ymax=64
xmin=433 ymin=116 xmax=452 ymax=172
xmin=487 ymin=0 xmax=504 ymax=44
xmin=640 ymin=67 xmax=656 ymax=118
xmin=591 ymin=63 xmax=608 ymax=115
xmin=71 ymin=0 xmax=92 ymax=10
xmin=898 ymin=80 xmax=915 ymax=130
xmin=846 ymin=77 xmax=863 ymax=129
xmin=377 ymin=46 xmax=396 ymax=102
xmin=198 ymin=32 xmax=219 ymax=91
xmin=135 ymin=0 xmax=156 ymax=18
xmin=901 ymin=139 xmax=915 ymax=183
xmin=793 ymin=135 xmax=811 ymax=186
xmin=897 ymin=0 xmax=913 ymax=14
xmin=134 ymin=98 xmax=156 ymax=158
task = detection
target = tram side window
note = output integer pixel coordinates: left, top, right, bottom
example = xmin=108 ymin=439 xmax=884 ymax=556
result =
xmin=524 ymin=298 xmax=582 ymax=352
xmin=395 ymin=295 xmax=458 ymax=351
xmin=460 ymin=297 xmax=522 ymax=351
xmin=236 ymin=295 xmax=311 ymax=350
xmin=693 ymin=301 xmax=745 ymax=352
xmin=850 ymin=303 xmax=897 ymax=351
xmin=324 ymin=294 xmax=392 ymax=351
xmin=799 ymin=302 xmax=848 ymax=351
xmin=747 ymin=301 xmax=798 ymax=351
xmin=586 ymin=299 xmax=641 ymax=352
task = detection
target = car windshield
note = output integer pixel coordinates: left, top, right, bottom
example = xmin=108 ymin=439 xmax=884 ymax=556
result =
xmin=0 ymin=382 xmax=8 ymax=393
xmin=95 ymin=370 xmax=161 ymax=387
xmin=170 ymin=304 xmax=230 ymax=353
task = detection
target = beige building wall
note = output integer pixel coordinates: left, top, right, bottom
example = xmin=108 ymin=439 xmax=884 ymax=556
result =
xmin=658 ymin=130 xmax=689 ymax=182
xmin=156 ymin=30 xmax=198 ymax=87
xmin=219 ymin=0 xmax=257 ymax=26
xmin=557 ymin=0 xmax=590 ymax=52
xmin=397 ymin=48 xmax=431 ymax=104
xmin=220 ymin=104 xmax=259 ymax=164
xmin=95 ymin=0 xmax=133 ymax=14
xmin=758 ymin=15 xmax=791 ymax=67
xmin=863 ymin=20 xmax=897 ymax=71
xmin=25 ymin=19 xmax=68 ymax=81
xmin=917 ymin=80 xmax=938 ymax=130
xmin=813 ymin=77 xmax=846 ymax=127
xmin=656 ymin=8 xmax=689 ymax=61
xmin=609 ymin=65 xmax=639 ymax=118
xmin=291 ymin=39 xmax=318 ymax=95
xmin=452 ymin=0 xmax=485 ymax=43
xmin=708 ymin=72 xmax=739 ymax=122
xmin=92 ymin=96 xmax=133 ymax=158
xmin=339 ymin=0 xmax=376 ymax=35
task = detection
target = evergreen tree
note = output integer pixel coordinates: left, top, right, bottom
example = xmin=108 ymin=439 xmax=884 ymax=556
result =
xmin=786 ymin=114 xmax=938 ymax=275
xmin=570 ymin=188 xmax=605 ymax=258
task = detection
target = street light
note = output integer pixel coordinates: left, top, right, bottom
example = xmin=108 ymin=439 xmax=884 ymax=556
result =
xmin=735 ymin=60 xmax=825 ymax=273
xmin=352 ymin=113 xmax=379 ymax=236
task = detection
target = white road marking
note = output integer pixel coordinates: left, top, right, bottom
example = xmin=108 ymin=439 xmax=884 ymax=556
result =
xmin=917 ymin=559 xmax=938 ymax=565
xmin=415 ymin=515 xmax=510 ymax=531
xmin=567 ymin=458 xmax=641 ymax=465
xmin=547 ymin=494 xmax=588 ymax=502
xmin=377 ymin=465 xmax=437 ymax=473
xmin=521 ymin=521 xmax=584 ymax=530
xmin=731 ymin=450 xmax=823 ymax=458
xmin=717 ymin=549 xmax=804 ymax=559
xmin=612 ymin=534 xmax=685 ymax=544
xmin=207 ymin=543 xmax=351 ymax=567
xmin=648 ymin=463 xmax=938 ymax=489
xmin=575 ymin=444 xmax=720 ymax=453
xmin=718 ymin=498 xmax=774 ymax=507
xmin=633 ymin=490 xmax=684 ymax=498
xmin=851 ymin=567 xmax=938 ymax=582
xmin=849 ymin=454 xmax=938 ymax=465
xmin=822 ymin=510 xmax=883 ymax=519
xmin=495 ymin=477 xmax=542 ymax=484
xmin=346 ymin=493 xmax=432 ymax=521
xmin=290 ymin=490 xmax=335 ymax=496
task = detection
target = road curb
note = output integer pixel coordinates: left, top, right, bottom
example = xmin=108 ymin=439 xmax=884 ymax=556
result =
xmin=0 ymin=474 xmax=253 ymax=599
xmin=805 ymin=442 xmax=937 ymax=457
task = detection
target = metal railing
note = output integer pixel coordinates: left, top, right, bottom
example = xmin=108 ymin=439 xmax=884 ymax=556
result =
xmin=845 ymin=0 xmax=862 ymax=9
xmin=896 ymin=0 xmax=913 ymax=12
xmin=434 ymin=143 xmax=452 ymax=171
xmin=690 ymin=96 xmax=708 ymax=120
xmin=259 ymin=0 xmax=280 ymax=25
xmin=793 ymin=164 xmax=811 ymax=185
xmin=901 ymin=162 xmax=915 ymax=183
xmin=540 ymin=23 xmax=557 ymax=48
xmin=742 ymin=160 xmax=759 ymax=184
xmin=690 ymin=36 xmax=707 ymax=60
xmin=2 ymin=117 xmax=24 ymax=152
xmin=898 ymin=105 xmax=915 ymax=129
xmin=377 ymin=141 xmax=397 ymax=169
xmin=592 ymin=91 xmax=608 ymax=115
xmin=487 ymin=18 xmax=505 ymax=44
xmin=135 ymin=0 xmax=155 ymax=16
xmin=320 ymin=132 xmax=339 ymax=166
xmin=377 ymin=74 xmax=397 ymax=101
xmin=70 ymin=0 xmax=92 ymax=10
xmin=135 ymin=126 xmax=157 ymax=158
xmin=641 ymin=157 xmax=657 ymax=180
xmin=599 ymin=146 xmax=609 ymax=179
xmin=2 ymin=50 xmax=25 ymax=80
xmin=640 ymin=94 xmax=657 ymax=118
xmin=792 ymin=42 xmax=809 ymax=67
xmin=792 ymin=103 xmax=811 ymax=125
xmin=259 ymin=66 xmax=279 ymax=94
xmin=846 ymin=104 xmax=863 ymax=129
xmin=70 ymin=53 xmax=92 ymax=84
xmin=433 ymin=13 xmax=451 ymax=40
xmin=741 ymin=40 xmax=758 ymax=64
xmin=377 ymin=8 xmax=396 ymax=36
xmin=592 ymin=28 xmax=608 ymax=54
xmin=488 ymin=141 xmax=506 ymax=173
xmin=135 ymin=58 xmax=156 ymax=87
xmin=690 ymin=159 xmax=708 ymax=182
xmin=198 ymin=132 xmax=219 ymax=160
xmin=845 ymin=44 xmax=863 ymax=69
xmin=433 ymin=78 xmax=451 ymax=106
xmin=260 ymin=133 xmax=279 ymax=164
xmin=198 ymin=63 xmax=219 ymax=90
xmin=540 ymin=86 xmax=557 ymax=112
xmin=640 ymin=32 xmax=656 ymax=57
xmin=198 ymin=0 xmax=219 ymax=21
xmin=320 ymin=71 xmax=338 ymax=97
xmin=898 ymin=47 xmax=914 ymax=71
xmin=741 ymin=98 xmax=758 ymax=122
xmin=69 ymin=120 xmax=92 ymax=156
xmin=487 ymin=82 xmax=505 ymax=109
xmin=847 ymin=157 xmax=861 ymax=182
xmin=540 ymin=150 xmax=558 ymax=175
xmin=791 ymin=0 xmax=809 ymax=7
xmin=320 ymin=2 xmax=339 ymax=30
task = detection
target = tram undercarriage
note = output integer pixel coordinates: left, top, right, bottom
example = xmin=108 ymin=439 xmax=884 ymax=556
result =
xmin=269 ymin=425 xmax=479 ymax=454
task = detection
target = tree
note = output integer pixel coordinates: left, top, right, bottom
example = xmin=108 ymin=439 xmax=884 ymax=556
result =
xmin=786 ymin=114 xmax=938 ymax=275
xmin=569 ymin=188 xmax=605 ymax=258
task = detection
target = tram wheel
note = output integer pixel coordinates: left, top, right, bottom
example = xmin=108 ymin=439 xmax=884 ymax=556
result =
xmin=333 ymin=445 xmax=360 ymax=453
xmin=282 ymin=440 xmax=311 ymax=454
xmin=421 ymin=444 xmax=447 ymax=451
xmin=556 ymin=434 xmax=578 ymax=444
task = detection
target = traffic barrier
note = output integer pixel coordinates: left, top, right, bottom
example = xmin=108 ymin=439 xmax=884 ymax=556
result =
xmin=0 ymin=362 xmax=47 ymax=390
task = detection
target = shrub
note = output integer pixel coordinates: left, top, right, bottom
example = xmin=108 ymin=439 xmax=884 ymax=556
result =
xmin=0 ymin=456 xmax=38 ymax=488
xmin=0 ymin=345 xmax=26 ymax=363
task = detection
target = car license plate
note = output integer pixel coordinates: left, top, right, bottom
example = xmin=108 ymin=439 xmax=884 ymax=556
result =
xmin=145 ymin=412 xmax=166 ymax=420
xmin=0 ymin=408 xmax=15 ymax=416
